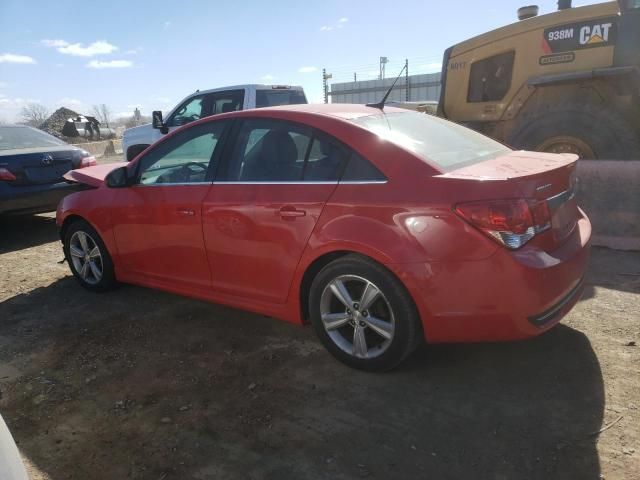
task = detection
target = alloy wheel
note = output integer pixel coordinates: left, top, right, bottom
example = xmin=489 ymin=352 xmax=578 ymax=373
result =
xmin=320 ymin=275 xmax=395 ymax=359
xmin=69 ymin=231 xmax=103 ymax=285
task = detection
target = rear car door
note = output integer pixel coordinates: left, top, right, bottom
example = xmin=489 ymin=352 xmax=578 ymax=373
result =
xmin=110 ymin=121 xmax=228 ymax=290
xmin=202 ymin=118 xmax=348 ymax=303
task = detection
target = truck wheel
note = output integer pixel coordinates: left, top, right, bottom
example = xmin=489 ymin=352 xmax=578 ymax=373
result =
xmin=508 ymin=104 xmax=640 ymax=159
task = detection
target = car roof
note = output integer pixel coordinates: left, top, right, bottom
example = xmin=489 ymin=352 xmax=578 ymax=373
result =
xmin=229 ymin=103 xmax=408 ymax=121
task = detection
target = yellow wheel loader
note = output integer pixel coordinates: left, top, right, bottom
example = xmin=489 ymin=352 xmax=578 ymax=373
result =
xmin=437 ymin=0 xmax=640 ymax=158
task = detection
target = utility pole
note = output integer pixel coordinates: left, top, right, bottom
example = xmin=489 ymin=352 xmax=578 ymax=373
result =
xmin=405 ymin=59 xmax=409 ymax=101
xmin=354 ymin=72 xmax=357 ymax=82
xmin=379 ymin=56 xmax=388 ymax=80
xmin=322 ymin=69 xmax=332 ymax=104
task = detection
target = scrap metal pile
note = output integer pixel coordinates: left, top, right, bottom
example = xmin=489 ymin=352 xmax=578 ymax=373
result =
xmin=39 ymin=107 xmax=116 ymax=141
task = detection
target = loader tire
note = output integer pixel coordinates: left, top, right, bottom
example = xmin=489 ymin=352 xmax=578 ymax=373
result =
xmin=508 ymin=103 xmax=640 ymax=159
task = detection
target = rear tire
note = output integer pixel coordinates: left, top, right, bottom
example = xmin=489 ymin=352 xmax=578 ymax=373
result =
xmin=63 ymin=219 xmax=117 ymax=292
xmin=508 ymin=103 xmax=640 ymax=159
xmin=309 ymin=255 xmax=422 ymax=372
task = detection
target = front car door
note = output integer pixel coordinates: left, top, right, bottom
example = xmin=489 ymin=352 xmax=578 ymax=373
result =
xmin=202 ymin=118 xmax=348 ymax=303
xmin=111 ymin=121 xmax=228 ymax=291
xmin=152 ymin=94 xmax=213 ymax=144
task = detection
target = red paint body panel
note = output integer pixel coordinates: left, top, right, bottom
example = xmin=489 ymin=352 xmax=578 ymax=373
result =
xmin=58 ymin=104 xmax=591 ymax=344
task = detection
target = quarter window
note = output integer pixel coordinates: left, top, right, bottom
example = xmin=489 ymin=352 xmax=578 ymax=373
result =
xmin=467 ymin=51 xmax=515 ymax=103
xmin=138 ymin=122 xmax=226 ymax=185
xmin=342 ymin=153 xmax=386 ymax=182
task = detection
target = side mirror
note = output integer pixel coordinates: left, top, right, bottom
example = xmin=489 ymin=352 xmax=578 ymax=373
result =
xmin=152 ymin=110 xmax=168 ymax=134
xmin=105 ymin=166 xmax=130 ymax=188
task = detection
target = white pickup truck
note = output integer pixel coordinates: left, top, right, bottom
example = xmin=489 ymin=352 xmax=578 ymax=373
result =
xmin=122 ymin=84 xmax=307 ymax=161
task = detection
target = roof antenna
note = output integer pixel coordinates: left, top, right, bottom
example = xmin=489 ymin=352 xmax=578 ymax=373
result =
xmin=366 ymin=63 xmax=407 ymax=110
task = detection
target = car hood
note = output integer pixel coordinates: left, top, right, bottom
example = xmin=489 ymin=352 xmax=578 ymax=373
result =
xmin=63 ymin=163 xmax=123 ymax=187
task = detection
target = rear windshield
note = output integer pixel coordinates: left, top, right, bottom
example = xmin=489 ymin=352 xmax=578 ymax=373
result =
xmin=351 ymin=112 xmax=511 ymax=170
xmin=256 ymin=89 xmax=307 ymax=108
xmin=0 ymin=126 xmax=66 ymax=151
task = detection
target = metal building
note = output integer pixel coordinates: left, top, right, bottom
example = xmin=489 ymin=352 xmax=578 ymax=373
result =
xmin=329 ymin=72 xmax=442 ymax=104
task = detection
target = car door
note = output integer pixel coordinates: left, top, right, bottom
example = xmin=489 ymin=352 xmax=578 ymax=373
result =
xmin=202 ymin=118 xmax=348 ymax=303
xmin=110 ymin=120 xmax=228 ymax=290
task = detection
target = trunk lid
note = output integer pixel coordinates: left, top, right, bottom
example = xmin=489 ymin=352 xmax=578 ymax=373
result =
xmin=63 ymin=163 xmax=123 ymax=188
xmin=440 ymin=150 xmax=579 ymax=250
xmin=0 ymin=146 xmax=82 ymax=186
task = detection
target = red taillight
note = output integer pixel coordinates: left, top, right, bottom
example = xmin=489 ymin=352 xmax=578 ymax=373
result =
xmin=78 ymin=154 xmax=97 ymax=168
xmin=0 ymin=167 xmax=16 ymax=181
xmin=455 ymin=199 xmax=551 ymax=249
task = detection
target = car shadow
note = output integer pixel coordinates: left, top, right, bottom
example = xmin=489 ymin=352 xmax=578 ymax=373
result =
xmin=0 ymin=213 xmax=59 ymax=254
xmin=0 ymin=275 xmax=604 ymax=479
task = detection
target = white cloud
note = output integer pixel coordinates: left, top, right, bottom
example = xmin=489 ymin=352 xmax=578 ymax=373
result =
xmin=164 ymin=21 xmax=171 ymax=29
xmin=298 ymin=66 xmax=318 ymax=73
xmin=261 ymin=74 xmax=275 ymax=81
xmin=321 ymin=17 xmax=349 ymax=32
xmin=0 ymin=53 xmax=36 ymax=64
xmin=42 ymin=39 xmax=118 ymax=57
xmin=0 ymin=96 xmax=40 ymax=108
xmin=41 ymin=39 xmax=69 ymax=47
xmin=86 ymin=59 xmax=133 ymax=69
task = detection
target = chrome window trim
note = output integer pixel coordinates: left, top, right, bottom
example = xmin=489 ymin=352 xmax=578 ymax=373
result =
xmin=208 ymin=180 xmax=388 ymax=185
xmin=134 ymin=182 xmax=213 ymax=187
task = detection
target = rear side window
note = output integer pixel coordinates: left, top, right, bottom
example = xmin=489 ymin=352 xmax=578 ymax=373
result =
xmin=467 ymin=51 xmax=515 ymax=103
xmin=211 ymin=89 xmax=245 ymax=114
xmin=352 ymin=112 xmax=510 ymax=170
xmin=255 ymin=89 xmax=307 ymax=108
xmin=221 ymin=119 xmax=346 ymax=182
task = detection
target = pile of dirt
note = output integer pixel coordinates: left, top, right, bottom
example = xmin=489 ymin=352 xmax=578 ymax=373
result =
xmin=39 ymin=107 xmax=80 ymax=139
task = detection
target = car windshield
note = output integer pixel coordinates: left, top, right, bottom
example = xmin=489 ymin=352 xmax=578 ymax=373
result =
xmin=256 ymin=89 xmax=307 ymax=108
xmin=351 ymin=112 xmax=511 ymax=170
xmin=0 ymin=126 xmax=66 ymax=151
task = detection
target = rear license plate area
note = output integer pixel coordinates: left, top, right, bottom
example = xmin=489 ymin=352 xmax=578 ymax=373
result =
xmin=25 ymin=161 xmax=72 ymax=184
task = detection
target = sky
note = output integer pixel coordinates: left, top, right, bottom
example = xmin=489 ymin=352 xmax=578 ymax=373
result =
xmin=0 ymin=0 xmax=600 ymax=122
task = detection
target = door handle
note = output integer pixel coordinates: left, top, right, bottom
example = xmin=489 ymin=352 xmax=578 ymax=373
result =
xmin=177 ymin=208 xmax=196 ymax=216
xmin=279 ymin=206 xmax=306 ymax=218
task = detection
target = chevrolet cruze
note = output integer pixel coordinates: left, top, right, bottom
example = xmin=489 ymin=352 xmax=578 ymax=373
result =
xmin=57 ymin=104 xmax=591 ymax=371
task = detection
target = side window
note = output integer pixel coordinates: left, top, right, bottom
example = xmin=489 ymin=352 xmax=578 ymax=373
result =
xmin=225 ymin=120 xmax=312 ymax=181
xmin=211 ymin=90 xmax=245 ymax=114
xmin=167 ymin=95 xmax=207 ymax=127
xmin=138 ymin=122 xmax=226 ymax=185
xmin=467 ymin=51 xmax=515 ymax=103
xmin=341 ymin=153 xmax=386 ymax=182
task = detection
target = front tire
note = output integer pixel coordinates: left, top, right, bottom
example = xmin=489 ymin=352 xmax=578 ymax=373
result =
xmin=508 ymin=103 xmax=640 ymax=159
xmin=309 ymin=255 xmax=422 ymax=371
xmin=63 ymin=220 xmax=116 ymax=292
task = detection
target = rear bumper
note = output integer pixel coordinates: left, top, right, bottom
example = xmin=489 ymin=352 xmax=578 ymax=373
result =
xmin=0 ymin=181 xmax=83 ymax=215
xmin=392 ymin=210 xmax=592 ymax=343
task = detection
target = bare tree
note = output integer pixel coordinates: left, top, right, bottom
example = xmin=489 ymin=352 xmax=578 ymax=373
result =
xmin=20 ymin=103 xmax=50 ymax=127
xmin=92 ymin=104 xmax=112 ymax=128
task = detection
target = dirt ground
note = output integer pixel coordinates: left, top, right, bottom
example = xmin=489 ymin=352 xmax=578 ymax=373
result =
xmin=0 ymin=213 xmax=638 ymax=480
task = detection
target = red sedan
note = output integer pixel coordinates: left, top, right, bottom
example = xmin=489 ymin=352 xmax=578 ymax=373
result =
xmin=57 ymin=104 xmax=591 ymax=371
